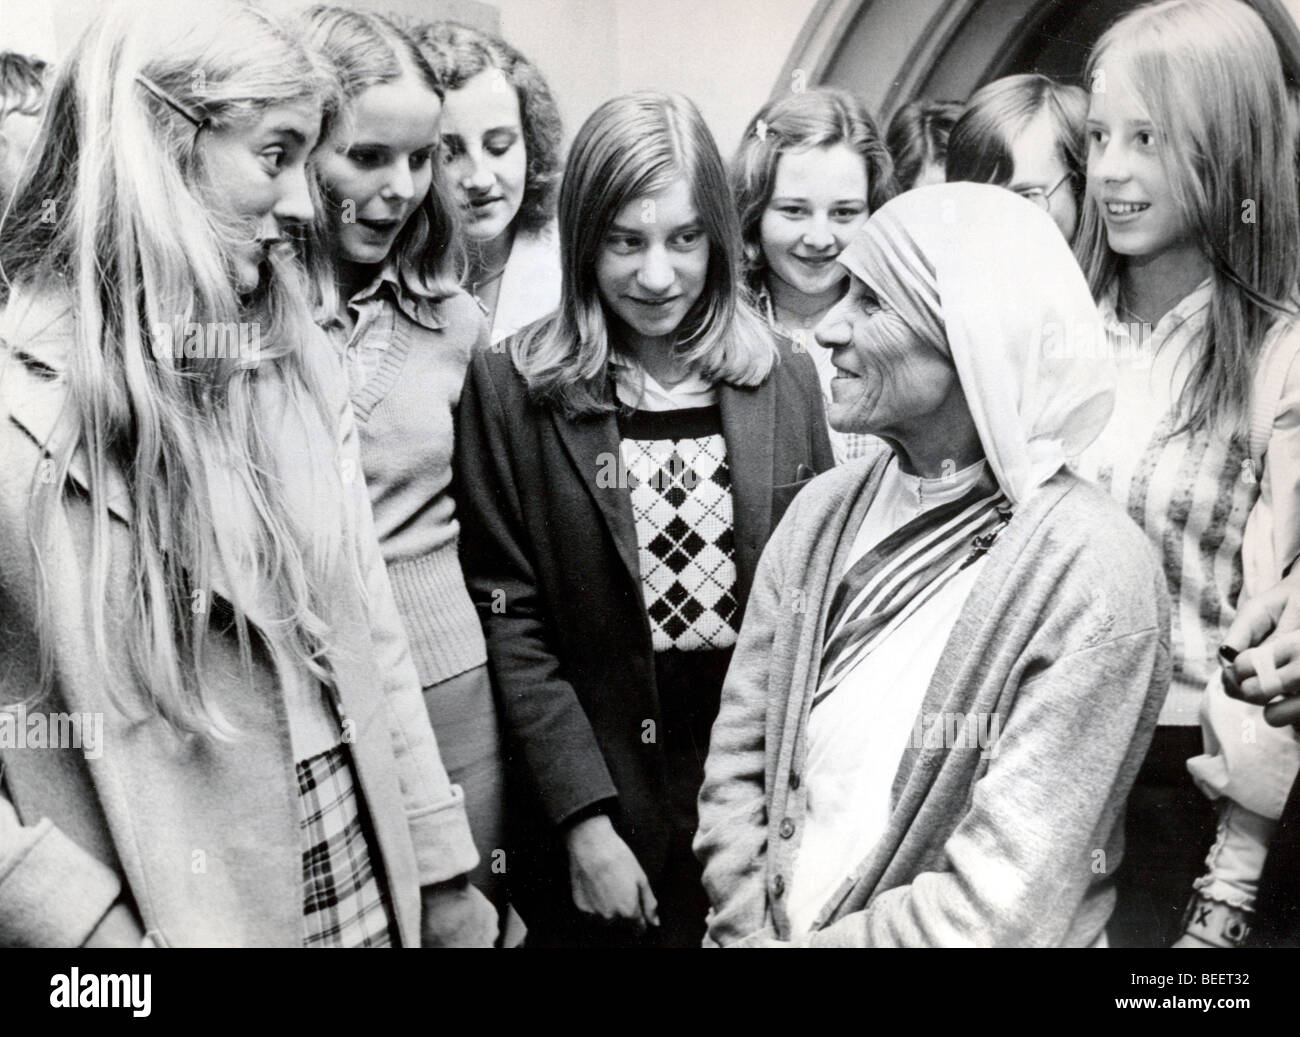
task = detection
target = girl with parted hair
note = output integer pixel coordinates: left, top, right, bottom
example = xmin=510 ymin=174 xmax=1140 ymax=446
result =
xmin=1072 ymin=0 xmax=1300 ymax=948
xmin=455 ymin=90 xmax=833 ymax=947
xmin=732 ymin=87 xmax=896 ymax=462
xmin=945 ymin=73 xmax=1089 ymax=242
xmin=884 ymin=98 xmax=963 ymax=192
xmin=415 ymin=21 xmax=564 ymax=345
xmin=298 ymin=4 xmax=508 ymax=928
xmin=0 ymin=0 xmax=494 ymax=947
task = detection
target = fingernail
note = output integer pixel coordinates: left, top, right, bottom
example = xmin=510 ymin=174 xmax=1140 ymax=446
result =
xmin=1218 ymin=645 xmax=1239 ymax=664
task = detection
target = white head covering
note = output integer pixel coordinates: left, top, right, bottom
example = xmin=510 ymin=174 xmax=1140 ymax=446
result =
xmin=836 ymin=181 xmax=1114 ymax=505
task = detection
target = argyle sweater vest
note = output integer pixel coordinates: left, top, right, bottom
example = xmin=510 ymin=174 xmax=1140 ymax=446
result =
xmin=617 ymin=405 xmax=740 ymax=652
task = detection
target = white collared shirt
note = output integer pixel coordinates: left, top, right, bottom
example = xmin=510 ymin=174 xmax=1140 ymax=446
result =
xmin=788 ymin=457 xmax=990 ymax=936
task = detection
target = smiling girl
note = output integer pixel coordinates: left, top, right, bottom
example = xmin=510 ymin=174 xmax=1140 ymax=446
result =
xmin=1073 ymin=0 xmax=1300 ymax=948
xmin=733 ymin=88 xmax=896 ymax=462
xmin=299 ymin=6 xmax=509 ymax=928
xmin=455 ymin=91 xmax=833 ymax=947
xmin=0 ymin=0 xmax=492 ymax=947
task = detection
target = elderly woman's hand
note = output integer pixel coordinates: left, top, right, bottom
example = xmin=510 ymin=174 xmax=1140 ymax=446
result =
xmin=1221 ymin=569 xmax=1300 ymax=726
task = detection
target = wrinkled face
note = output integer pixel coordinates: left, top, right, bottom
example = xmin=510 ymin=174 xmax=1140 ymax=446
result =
xmin=0 ymin=108 xmax=42 ymax=202
xmin=316 ymin=75 xmax=441 ymax=267
xmin=199 ymin=98 xmax=322 ymax=293
xmin=1085 ymin=61 xmax=1192 ymax=260
xmin=1006 ymin=108 xmax=1078 ymax=241
xmin=759 ymin=143 xmax=870 ymax=299
xmin=595 ymin=176 xmax=710 ymax=354
xmin=813 ymin=271 xmax=958 ymax=436
xmin=439 ymin=68 xmax=527 ymax=245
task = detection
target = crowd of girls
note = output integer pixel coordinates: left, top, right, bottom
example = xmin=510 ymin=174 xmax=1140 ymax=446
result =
xmin=1 ymin=0 xmax=1299 ymax=948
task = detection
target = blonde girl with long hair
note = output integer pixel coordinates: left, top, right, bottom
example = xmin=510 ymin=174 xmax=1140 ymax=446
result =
xmin=0 ymin=0 xmax=493 ymax=947
xmin=298 ymin=4 xmax=510 ymax=931
xmin=1073 ymin=0 xmax=1300 ymax=948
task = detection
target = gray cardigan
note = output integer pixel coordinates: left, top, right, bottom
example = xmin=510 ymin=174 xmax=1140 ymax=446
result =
xmin=695 ymin=451 xmax=1171 ymax=947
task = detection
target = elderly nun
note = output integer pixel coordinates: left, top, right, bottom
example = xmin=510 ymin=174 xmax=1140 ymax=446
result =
xmin=694 ymin=182 xmax=1171 ymax=947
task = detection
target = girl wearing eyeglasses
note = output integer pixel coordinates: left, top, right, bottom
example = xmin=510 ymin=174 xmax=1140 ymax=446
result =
xmin=945 ymin=73 xmax=1088 ymax=243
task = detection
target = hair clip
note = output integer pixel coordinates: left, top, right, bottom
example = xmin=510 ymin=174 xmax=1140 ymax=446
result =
xmin=755 ymin=118 xmax=769 ymax=143
xmin=135 ymin=73 xmax=207 ymax=130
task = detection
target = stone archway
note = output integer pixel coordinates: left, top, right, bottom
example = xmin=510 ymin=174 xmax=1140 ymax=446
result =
xmin=777 ymin=0 xmax=1300 ymax=122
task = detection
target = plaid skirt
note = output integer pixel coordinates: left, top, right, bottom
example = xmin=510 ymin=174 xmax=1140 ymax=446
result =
xmin=298 ymin=743 xmax=398 ymax=948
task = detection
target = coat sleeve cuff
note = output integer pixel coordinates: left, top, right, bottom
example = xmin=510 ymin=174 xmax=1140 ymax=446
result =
xmin=406 ymin=785 xmax=482 ymax=887
xmin=0 ymin=818 xmax=122 ymax=947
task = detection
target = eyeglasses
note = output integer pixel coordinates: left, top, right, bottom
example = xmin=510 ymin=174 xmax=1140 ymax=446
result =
xmin=1011 ymin=172 xmax=1072 ymax=210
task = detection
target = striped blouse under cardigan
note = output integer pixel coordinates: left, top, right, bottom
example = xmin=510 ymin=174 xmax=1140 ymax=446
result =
xmin=1075 ymin=281 xmax=1255 ymax=726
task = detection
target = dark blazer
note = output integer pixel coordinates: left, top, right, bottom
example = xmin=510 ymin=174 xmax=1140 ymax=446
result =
xmin=454 ymin=336 xmax=834 ymax=892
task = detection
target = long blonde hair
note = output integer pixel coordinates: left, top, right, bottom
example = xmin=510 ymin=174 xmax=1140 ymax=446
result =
xmin=0 ymin=0 xmax=352 ymax=738
xmin=299 ymin=5 xmax=462 ymax=320
xmin=513 ymin=91 xmax=777 ymax=418
xmin=1076 ymin=0 xmax=1300 ymax=436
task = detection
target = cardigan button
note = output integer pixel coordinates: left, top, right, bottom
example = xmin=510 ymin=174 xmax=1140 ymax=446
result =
xmin=789 ymin=772 xmax=801 ymax=790
xmin=772 ymin=874 xmax=785 ymax=898
xmin=779 ymin=818 xmax=796 ymax=839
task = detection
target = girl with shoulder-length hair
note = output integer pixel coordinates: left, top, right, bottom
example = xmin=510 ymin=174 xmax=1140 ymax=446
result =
xmin=732 ymin=87 xmax=896 ymax=462
xmin=516 ymin=91 xmax=779 ymax=417
xmin=297 ymin=3 xmax=510 ymax=931
xmin=301 ymin=7 xmax=461 ymax=317
xmin=455 ymin=90 xmax=834 ymax=947
xmin=415 ymin=21 xmax=563 ymax=343
xmin=946 ymin=73 xmax=1088 ymax=242
xmin=0 ymin=0 xmax=494 ymax=947
xmin=1070 ymin=0 xmax=1300 ymax=949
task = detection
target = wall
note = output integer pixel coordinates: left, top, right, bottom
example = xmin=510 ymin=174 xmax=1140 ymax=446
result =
xmin=1 ymin=0 xmax=817 ymax=158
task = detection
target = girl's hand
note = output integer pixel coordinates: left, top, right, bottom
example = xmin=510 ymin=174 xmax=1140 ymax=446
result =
xmin=1221 ymin=574 xmax=1300 ymax=726
xmin=420 ymin=877 xmax=499 ymax=947
xmin=565 ymin=815 xmax=659 ymax=930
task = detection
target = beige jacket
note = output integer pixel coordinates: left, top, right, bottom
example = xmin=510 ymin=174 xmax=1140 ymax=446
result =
xmin=0 ymin=290 xmax=479 ymax=947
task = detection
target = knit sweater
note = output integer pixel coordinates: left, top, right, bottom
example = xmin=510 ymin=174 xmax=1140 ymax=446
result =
xmin=617 ymin=404 xmax=740 ymax=652
xmin=326 ymin=278 xmax=490 ymax=688
xmin=695 ymin=453 xmax=1171 ymax=947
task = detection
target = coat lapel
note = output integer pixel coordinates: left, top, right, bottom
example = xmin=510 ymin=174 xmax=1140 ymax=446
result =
xmin=8 ymin=375 xmax=136 ymax=526
xmin=720 ymin=380 xmax=774 ymax=600
xmin=2 ymin=294 xmax=134 ymax=526
xmin=551 ymin=409 xmax=643 ymax=589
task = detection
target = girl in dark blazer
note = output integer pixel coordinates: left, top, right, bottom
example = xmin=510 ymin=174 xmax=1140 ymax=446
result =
xmin=456 ymin=91 xmax=834 ymax=947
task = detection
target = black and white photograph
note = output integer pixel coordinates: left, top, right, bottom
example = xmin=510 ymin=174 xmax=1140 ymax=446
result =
xmin=0 ymin=0 xmax=1298 ymax=1011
